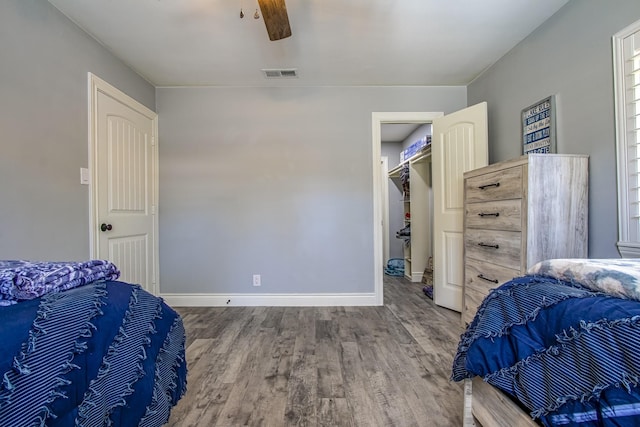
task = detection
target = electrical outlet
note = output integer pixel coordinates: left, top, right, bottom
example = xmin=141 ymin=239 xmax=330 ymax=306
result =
xmin=253 ymin=274 xmax=261 ymax=287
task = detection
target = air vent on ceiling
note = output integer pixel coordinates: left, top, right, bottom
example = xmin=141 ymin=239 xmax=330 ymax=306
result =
xmin=261 ymin=68 xmax=298 ymax=79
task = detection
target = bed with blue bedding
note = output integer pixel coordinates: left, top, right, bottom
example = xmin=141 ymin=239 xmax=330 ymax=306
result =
xmin=0 ymin=260 xmax=187 ymax=427
xmin=452 ymin=259 xmax=640 ymax=427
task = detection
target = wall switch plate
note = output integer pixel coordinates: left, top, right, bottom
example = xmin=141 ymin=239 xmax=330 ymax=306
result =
xmin=253 ymin=274 xmax=261 ymax=286
xmin=80 ymin=167 xmax=90 ymax=185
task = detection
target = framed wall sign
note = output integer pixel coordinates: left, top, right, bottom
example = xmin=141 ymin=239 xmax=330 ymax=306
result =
xmin=522 ymin=95 xmax=556 ymax=154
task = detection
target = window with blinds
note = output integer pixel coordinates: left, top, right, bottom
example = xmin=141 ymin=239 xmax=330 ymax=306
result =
xmin=614 ymin=19 xmax=640 ymax=257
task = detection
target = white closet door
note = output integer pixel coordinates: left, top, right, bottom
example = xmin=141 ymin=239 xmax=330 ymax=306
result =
xmin=432 ymin=102 xmax=488 ymax=312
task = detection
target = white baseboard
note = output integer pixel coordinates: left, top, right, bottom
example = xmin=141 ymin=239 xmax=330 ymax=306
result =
xmin=411 ymin=272 xmax=423 ymax=282
xmin=617 ymin=241 xmax=640 ymax=258
xmin=160 ymin=292 xmax=380 ymax=307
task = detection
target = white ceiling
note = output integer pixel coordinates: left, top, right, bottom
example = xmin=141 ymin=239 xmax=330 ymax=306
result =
xmin=47 ymin=0 xmax=569 ymax=88
xmin=381 ymin=123 xmax=422 ymax=144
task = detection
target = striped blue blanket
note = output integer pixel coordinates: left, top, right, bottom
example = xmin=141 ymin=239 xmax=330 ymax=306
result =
xmin=0 ymin=280 xmax=187 ymax=426
xmin=452 ymin=259 xmax=640 ymax=427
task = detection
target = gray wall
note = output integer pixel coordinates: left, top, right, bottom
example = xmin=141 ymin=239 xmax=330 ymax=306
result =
xmin=11 ymin=0 xmax=624 ymax=293
xmin=381 ymin=141 xmax=404 ymax=260
xmin=402 ymin=124 xmax=433 ymax=152
xmin=156 ymin=86 xmax=466 ymax=294
xmin=468 ymin=0 xmax=640 ymax=258
xmin=0 ymin=0 xmax=155 ymax=260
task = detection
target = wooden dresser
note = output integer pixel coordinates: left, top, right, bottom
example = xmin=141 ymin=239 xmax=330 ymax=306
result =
xmin=461 ymin=154 xmax=589 ymax=426
xmin=462 ymin=153 xmax=589 ymax=326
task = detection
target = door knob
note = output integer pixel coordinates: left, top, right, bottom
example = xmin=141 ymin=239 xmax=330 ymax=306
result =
xmin=100 ymin=223 xmax=113 ymax=232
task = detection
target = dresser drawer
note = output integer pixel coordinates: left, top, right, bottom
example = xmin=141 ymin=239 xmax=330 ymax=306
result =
xmin=465 ymin=199 xmax=522 ymax=231
xmin=465 ymin=229 xmax=522 ymax=270
xmin=465 ymin=166 xmax=523 ymax=203
xmin=465 ymin=258 xmax=521 ymax=291
xmin=463 ymin=259 xmax=521 ymax=324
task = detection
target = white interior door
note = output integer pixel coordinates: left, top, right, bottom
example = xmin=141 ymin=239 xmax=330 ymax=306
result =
xmin=432 ymin=102 xmax=488 ymax=312
xmin=90 ymin=74 xmax=159 ymax=294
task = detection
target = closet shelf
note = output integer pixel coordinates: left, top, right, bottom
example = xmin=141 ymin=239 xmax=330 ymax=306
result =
xmin=409 ymin=146 xmax=431 ymax=164
xmin=388 ymin=164 xmax=403 ymax=178
xmin=388 ymin=146 xmax=432 ymax=178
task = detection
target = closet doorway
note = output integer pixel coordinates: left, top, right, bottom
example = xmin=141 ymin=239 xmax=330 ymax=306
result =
xmin=372 ymin=104 xmax=488 ymax=311
xmin=372 ymin=112 xmax=443 ymax=306
xmin=383 ymin=123 xmax=433 ymax=281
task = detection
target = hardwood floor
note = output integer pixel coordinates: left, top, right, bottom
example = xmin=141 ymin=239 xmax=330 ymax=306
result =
xmin=166 ymin=276 xmax=464 ymax=426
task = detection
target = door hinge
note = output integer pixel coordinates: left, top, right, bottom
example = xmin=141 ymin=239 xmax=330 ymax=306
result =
xmin=151 ymin=205 xmax=157 ymax=215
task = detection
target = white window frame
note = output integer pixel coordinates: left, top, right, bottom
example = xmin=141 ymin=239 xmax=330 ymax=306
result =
xmin=614 ymin=19 xmax=640 ymax=258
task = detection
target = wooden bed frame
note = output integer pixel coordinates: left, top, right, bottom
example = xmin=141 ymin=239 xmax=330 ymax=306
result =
xmin=463 ymin=377 xmax=538 ymax=426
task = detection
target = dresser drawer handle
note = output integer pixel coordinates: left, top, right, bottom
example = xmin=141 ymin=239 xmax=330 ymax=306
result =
xmin=478 ymin=212 xmax=500 ymax=217
xmin=477 ymin=274 xmax=499 ymax=284
xmin=478 ymin=242 xmax=499 ymax=249
xmin=478 ymin=182 xmax=500 ymax=190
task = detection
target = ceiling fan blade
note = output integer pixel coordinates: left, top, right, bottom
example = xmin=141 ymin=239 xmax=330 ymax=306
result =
xmin=257 ymin=0 xmax=292 ymax=41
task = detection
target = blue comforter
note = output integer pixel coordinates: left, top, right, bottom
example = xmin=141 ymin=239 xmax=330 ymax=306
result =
xmin=0 ymin=280 xmax=187 ymax=426
xmin=452 ymin=262 xmax=640 ymax=427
